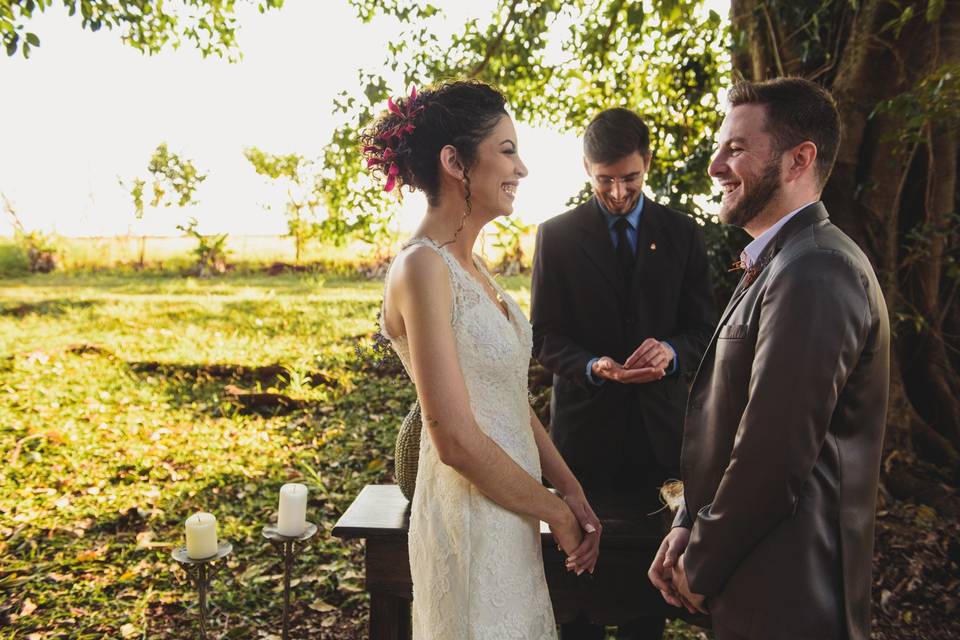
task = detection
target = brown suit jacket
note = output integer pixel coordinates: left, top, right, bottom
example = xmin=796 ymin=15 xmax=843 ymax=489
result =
xmin=675 ymin=203 xmax=890 ymax=639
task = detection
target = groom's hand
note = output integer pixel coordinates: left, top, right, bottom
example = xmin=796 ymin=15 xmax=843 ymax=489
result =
xmin=624 ymin=338 xmax=673 ymax=371
xmin=648 ymin=526 xmax=690 ymax=608
xmin=591 ymin=356 xmax=664 ymax=384
xmin=674 ymin=553 xmax=708 ymax=614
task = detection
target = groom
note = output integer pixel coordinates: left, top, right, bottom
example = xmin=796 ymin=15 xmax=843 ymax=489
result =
xmin=648 ymin=78 xmax=890 ymax=640
xmin=531 ymin=108 xmax=715 ymax=639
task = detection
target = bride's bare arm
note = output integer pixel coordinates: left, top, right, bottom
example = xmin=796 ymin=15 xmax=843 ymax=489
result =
xmin=387 ymin=247 xmax=581 ymax=552
xmin=529 ymin=408 xmax=602 ymax=573
xmin=528 ymin=408 xmax=580 ymax=498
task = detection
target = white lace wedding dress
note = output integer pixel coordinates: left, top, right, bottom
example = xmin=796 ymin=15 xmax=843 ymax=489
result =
xmin=381 ymin=237 xmax=558 ymax=639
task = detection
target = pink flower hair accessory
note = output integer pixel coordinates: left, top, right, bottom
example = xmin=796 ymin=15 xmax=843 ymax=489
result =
xmin=363 ymin=85 xmax=424 ymax=193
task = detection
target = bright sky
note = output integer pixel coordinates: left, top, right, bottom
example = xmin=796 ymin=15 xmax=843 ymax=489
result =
xmin=0 ymin=0 xmax=728 ymax=238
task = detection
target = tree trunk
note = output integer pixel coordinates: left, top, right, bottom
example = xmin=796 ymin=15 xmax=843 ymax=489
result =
xmin=730 ymin=0 xmax=960 ymax=491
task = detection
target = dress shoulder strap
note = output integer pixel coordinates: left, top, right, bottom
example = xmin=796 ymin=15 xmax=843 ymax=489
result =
xmin=382 ymin=237 xmax=462 ymax=333
xmin=472 ymin=254 xmax=503 ymax=293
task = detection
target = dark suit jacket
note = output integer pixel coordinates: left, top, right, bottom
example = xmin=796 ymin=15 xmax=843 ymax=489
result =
xmin=675 ymin=203 xmax=890 ymax=640
xmin=531 ymin=195 xmax=715 ymax=493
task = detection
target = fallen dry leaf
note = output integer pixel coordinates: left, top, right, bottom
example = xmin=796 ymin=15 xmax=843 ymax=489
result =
xmin=20 ymin=598 xmax=37 ymax=616
xmin=308 ymin=600 xmax=336 ymax=613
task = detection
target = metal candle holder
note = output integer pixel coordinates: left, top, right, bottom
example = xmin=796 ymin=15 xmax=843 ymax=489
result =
xmin=262 ymin=522 xmax=318 ymax=640
xmin=171 ymin=542 xmax=233 ymax=640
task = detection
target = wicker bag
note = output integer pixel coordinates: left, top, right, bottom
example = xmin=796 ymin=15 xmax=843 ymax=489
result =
xmin=395 ymin=400 xmax=422 ymax=501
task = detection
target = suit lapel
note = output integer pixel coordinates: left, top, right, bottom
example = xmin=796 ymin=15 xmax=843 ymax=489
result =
xmin=629 ymin=198 xmax=665 ymax=302
xmin=576 ymin=194 xmax=684 ymax=304
xmin=577 ymin=198 xmax=627 ymax=296
xmin=710 ymin=274 xmax=751 ymax=343
xmin=690 ymin=201 xmax=831 ymax=389
xmin=767 ymin=201 xmax=829 ymax=255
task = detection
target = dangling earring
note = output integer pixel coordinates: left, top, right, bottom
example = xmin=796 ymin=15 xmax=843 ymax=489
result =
xmin=441 ymin=173 xmax=472 ymax=248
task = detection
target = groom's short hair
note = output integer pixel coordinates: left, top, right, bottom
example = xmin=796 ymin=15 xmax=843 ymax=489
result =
xmin=583 ymin=108 xmax=651 ymax=165
xmin=729 ymin=77 xmax=841 ymax=189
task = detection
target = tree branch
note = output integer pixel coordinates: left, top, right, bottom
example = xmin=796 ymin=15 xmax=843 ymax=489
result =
xmin=761 ymin=1 xmax=785 ymax=77
xmin=469 ymin=0 xmax=523 ymax=78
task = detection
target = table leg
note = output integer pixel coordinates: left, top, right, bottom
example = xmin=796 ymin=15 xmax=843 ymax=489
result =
xmin=368 ymin=591 xmax=411 ymax=640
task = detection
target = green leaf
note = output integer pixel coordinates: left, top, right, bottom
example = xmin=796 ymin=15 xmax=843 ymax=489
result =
xmin=5 ymin=0 xmax=284 ymax=58
xmin=926 ymin=0 xmax=945 ymax=22
xmin=25 ymin=32 xmax=39 ymax=47
xmin=894 ymin=6 xmax=915 ymax=39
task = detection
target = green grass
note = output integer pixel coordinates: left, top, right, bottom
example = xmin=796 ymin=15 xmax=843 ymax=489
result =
xmin=0 ymin=270 xmax=705 ymax=639
xmin=0 ymin=239 xmax=30 ymax=277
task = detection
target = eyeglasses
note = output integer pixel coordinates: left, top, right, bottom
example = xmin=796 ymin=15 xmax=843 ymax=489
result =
xmin=593 ymin=173 xmax=642 ymax=188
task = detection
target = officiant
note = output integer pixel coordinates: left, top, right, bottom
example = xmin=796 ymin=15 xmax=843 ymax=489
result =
xmin=531 ymin=107 xmax=715 ymax=640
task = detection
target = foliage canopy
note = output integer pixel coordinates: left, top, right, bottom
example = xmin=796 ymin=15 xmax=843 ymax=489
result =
xmin=321 ymin=0 xmax=740 ymax=282
xmin=1 ymin=0 xmax=284 ymax=59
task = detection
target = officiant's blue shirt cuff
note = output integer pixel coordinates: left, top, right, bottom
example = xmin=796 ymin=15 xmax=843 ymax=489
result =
xmin=664 ymin=342 xmax=678 ymax=375
xmin=586 ymin=357 xmax=604 ymax=385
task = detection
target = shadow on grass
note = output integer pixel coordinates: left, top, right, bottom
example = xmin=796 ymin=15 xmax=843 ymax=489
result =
xmin=128 ymin=360 xmax=342 ymax=417
xmin=129 ymin=361 xmax=338 ymax=387
xmin=0 ymin=298 xmax=100 ymax=318
xmin=8 ymin=343 xmax=346 ymax=417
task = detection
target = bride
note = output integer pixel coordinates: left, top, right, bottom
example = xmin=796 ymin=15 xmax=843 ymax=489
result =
xmin=364 ymin=80 xmax=602 ymax=639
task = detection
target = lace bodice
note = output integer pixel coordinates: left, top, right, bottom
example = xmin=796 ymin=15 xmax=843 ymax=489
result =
xmin=380 ymin=237 xmax=556 ymax=639
xmin=381 ymin=237 xmax=539 ymax=477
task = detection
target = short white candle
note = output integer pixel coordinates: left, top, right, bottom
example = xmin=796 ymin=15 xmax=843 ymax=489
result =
xmin=277 ymin=483 xmax=308 ymax=537
xmin=185 ymin=512 xmax=218 ymax=559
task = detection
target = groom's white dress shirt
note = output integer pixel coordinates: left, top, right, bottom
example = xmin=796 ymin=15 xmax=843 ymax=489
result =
xmin=739 ymin=201 xmax=817 ymax=267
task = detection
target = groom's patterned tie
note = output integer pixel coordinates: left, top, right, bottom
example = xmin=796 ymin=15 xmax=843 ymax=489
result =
xmin=614 ymin=217 xmax=635 ymax=283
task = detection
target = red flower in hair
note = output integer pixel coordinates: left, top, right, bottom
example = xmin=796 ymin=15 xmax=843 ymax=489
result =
xmin=384 ymin=162 xmax=400 ymax=193
xmin=363 ymin=86 xmax=423 ymax=193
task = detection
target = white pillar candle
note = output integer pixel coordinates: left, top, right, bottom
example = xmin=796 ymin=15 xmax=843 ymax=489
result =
xmin=185 ymin=512 xmax=218 ymax=559
xmin=277 ymin=483 xmax=308 ymax=537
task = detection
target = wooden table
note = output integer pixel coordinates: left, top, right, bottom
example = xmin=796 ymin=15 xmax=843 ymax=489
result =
xmin=332 ymin=484 xmax=708 ymax=639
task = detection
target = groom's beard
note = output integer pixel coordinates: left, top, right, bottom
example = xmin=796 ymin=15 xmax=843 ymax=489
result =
xmin=720 ymin=161 xmax=782 ymax=229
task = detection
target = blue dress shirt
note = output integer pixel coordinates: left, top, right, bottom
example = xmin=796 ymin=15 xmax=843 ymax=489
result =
xmin=586 ymin=194 xmax=678 ymax=384
xmin=600 ymin=193 xmax=644 ymax=256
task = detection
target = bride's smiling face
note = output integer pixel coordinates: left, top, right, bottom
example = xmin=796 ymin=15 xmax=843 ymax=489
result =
xmin=465 ymin=115 xmax=529 ymax=218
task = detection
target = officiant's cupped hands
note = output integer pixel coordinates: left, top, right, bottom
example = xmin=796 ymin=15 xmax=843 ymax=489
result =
xmin=624 ymin=338 xmax=674 ymax=371
xmin=592 ymin=338 xmax=672 ymax=384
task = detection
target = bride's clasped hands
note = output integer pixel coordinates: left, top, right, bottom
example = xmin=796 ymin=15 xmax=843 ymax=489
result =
xmin=555 ymin=489 xmax=602 ymax=575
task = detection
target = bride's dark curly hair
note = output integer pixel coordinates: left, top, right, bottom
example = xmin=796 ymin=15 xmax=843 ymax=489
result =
xmin=361 ymin=80 xmax=508 ymax=206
